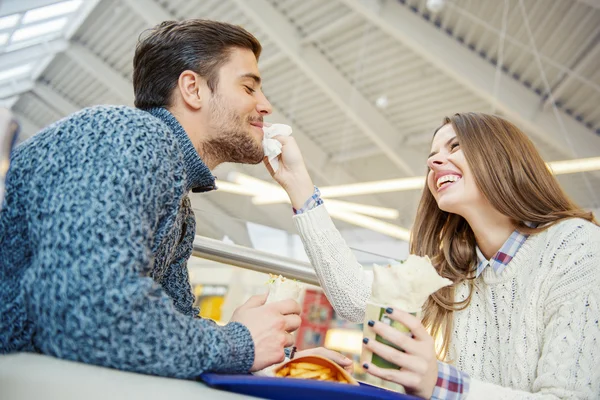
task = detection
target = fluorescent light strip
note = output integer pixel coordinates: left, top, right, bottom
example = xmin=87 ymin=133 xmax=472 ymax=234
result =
xmin=0 ymin=64 xmax=33 ymax=82
xmin=0 ymin=33 xmax=9 ymax=46
xmin=325 ymin=199 xmax=399 ymax=220
xmin=327 ymin=207 xmax=411 ymax=241
xmin=215 ymin=181 xmax=262 ymax=196
xmin=321 ymin=176 xmax=426 ymax=197
xmin=253 ymin=157 xmax=600 ymax=204
xmin=227 ymin=171 xmax=284 ymax=194
xmin=0 ymin=14 xmax=20 ymax=30
xmin=548 ymin=157 xmax=600 ymax=175
xmin=251 ymin=176 xmax=426 ymax=205
xmin=11 ymin=17 xmax=68 ymax=42
xmin=22 ymin=0 xmax=82 ymax=24
xmin=216 ymin=179 xmax=400 ymax=220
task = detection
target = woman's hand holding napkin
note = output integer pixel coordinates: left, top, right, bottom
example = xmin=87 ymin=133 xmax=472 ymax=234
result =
xmin=262 ymin=123 xmax=315 ymax=210
xmin=263 ymin=123 xmax=292 ymax=173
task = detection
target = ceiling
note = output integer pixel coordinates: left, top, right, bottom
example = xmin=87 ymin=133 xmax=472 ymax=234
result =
xmin=1 ymin=0 xmax=599 ymax=244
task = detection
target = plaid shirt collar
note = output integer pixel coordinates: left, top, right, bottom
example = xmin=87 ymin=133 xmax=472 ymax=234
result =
xmin=475 ymin=222 xmax=537 ymax=278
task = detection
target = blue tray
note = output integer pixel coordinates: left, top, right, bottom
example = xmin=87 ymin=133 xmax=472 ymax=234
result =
xmin=200 ymin=373 xmax=421 ymax=400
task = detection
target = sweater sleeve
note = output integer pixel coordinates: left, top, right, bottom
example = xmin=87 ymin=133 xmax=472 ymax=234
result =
xmin=24 ymin=108 xmax=254 ymax=378
xmin=468 ymin=222 xmax=600 ymax=399
xmin=293 ymin=204 xmax=372 ymax=322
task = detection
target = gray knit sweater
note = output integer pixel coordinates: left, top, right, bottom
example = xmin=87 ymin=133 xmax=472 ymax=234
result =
xmin=0 ymin=106 xmax=254 ymax=378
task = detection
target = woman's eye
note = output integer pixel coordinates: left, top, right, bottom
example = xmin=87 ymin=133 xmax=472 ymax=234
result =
xmin=450 ymin=142 xmax=460 ymax=151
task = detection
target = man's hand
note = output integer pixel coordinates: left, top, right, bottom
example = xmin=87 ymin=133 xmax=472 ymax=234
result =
xmin=294 ymin=347 xmax=354 ymax=373
xmin=263 ymin=135 xmax=315 ymax=210
xmin=230 ymin=293 xmax=302 ymax=372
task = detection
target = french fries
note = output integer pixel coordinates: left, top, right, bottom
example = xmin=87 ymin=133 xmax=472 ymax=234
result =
xmin=275 ymin=361 xmax=349 ymax=384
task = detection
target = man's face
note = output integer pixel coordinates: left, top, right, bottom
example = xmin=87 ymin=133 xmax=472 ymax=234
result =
xmin=204 ymin=47 xmax=272 ymax=165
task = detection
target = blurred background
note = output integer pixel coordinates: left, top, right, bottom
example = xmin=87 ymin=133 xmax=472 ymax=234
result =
xmin=1 ymin=0 xmax=599 ymax=376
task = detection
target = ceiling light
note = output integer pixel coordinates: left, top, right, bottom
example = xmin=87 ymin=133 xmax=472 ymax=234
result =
xmin=216 ymin=175 xmax=399 ymax=219
xmin=328 ymin=207 xmax=410 ymax=241
xmin=227 ymin=171 xmax=285 ymax=195
xmin=375 ymin=95 xmax=389 ymax=108
xmin=547 ymin=157 xmax=600 ymax=175
xmin=0 ymin=14 xmax=20 ymax=30
xmin=0 ymin=64 xmax=33 ymax=82
xmin=326 ymin=199 xmax=399 ymax=220
xmin=215 ymin=180 xmax=262 ymax=196
xmin=252 ymin=176 xmax=426 ymax=205
xmin=0 ymin=33 xmax=9 ymax=46
xmin=22 ymin=0 xmax=82 ymax=24
xmin=11 ymin=17 xmax=68 ymax=42
xmin=426 ymin=0 xmax=446 ymax=13
xmin=321 ymin=176 xmax=426 ymax=197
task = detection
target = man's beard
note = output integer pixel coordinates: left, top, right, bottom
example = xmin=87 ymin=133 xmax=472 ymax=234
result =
xmin=203 ymin=94 xmax=264 ymax=165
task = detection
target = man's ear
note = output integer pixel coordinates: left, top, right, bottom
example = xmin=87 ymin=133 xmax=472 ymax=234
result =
xmin=177 ymin=70 xmax=205 ymax=110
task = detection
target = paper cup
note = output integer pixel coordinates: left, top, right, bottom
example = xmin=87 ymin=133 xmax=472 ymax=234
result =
xmin=361 ymin=302 xmax=419 ymax=393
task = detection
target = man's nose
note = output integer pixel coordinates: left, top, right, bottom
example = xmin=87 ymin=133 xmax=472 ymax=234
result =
xmin=257 ymin=92 xmax=272 ymax=115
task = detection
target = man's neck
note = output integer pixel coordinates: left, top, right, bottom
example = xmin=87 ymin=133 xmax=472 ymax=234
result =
xmin=195 ymin=146 xmax=221 ymax=170
xmin=167 ymin=106 xmax=221 ymax=170
xmin=463 ymin=205 xmax=516 ymax=260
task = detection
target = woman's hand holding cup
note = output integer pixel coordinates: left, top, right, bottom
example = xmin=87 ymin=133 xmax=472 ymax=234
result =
xmin=362 ymin=308 xmax=438 ymax=399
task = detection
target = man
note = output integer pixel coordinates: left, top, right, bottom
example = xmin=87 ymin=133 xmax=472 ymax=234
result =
xmin=0 ymin=19 xmax=350 ymax=379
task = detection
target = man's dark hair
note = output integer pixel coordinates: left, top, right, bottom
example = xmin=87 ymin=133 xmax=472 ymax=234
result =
xmin=133 ymin=19 xmax=262 ymax=109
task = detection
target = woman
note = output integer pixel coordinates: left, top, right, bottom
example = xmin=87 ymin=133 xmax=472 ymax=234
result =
xmin=267 ymin=113 xmax=600 ymax=399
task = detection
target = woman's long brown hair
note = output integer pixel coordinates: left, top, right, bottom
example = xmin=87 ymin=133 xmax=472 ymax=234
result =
xmin=409 ymin=112 xmax=596 ymax=361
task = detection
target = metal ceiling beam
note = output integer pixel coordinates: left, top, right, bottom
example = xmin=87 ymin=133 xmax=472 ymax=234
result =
xmin=543 ymin=38 xmax=600 ymax=110
xmin=2 ymin=0 xmax=101 ymax=111
xmin=0 ymin=0 xmax=62 ymax=16
xmin=64 ymin=0 xmax=103 ymax=38
xmin=258 ymin=53 xmax=288 ymax=71
xmin=121 ymin=0 xmax=172 ymax=26
xmin=575 ymin=0 xmax=600 ymax=11
xmin=0 ymin=96 xmax=19 ymax=108
xmin=340 ymin=0 xmax=600 ymax=159
xmin=32 ymin=82 xmax=79 ymax=116
xmin=300 ymin=12 xmax=358 ymax=44
xmin=64 ymin=43 xmax=134 ymax=104
xmin=231 ymin=0 xmax=417 ymax=176
xmin=0 ymin=39 xmax=69 ymax=69
xmin=13 ymin=112 xmax=42 ymax=140
xmin=330 ymin=145 xmax=383 ymax=164
xmin=0 ymin=80 xmax=35 ymax=99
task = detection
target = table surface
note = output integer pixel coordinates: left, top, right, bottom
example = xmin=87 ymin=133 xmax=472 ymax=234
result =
xmin=0 ymin=353 xmax=263 ymax=400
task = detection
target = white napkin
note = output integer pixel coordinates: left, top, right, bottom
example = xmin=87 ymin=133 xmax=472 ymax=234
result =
xmin=262 ymin=123 xmax=292 ymax=172
xmin=371 ymin=255 xmax=452 ymax=313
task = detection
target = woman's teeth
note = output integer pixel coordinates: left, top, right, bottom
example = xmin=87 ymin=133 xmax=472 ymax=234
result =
xmin=437 ymin=175 xmax=461 ymax=189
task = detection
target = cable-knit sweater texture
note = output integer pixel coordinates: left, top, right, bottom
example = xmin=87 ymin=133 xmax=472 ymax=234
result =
xmin=294 ymin=205 xmax=600 ymax=399
xmin=0 ymin=105 xmax=254 ymax=378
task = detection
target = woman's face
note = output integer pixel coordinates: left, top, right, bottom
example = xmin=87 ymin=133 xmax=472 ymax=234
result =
xmin=426 ymin=124 xmax=485 ymax=215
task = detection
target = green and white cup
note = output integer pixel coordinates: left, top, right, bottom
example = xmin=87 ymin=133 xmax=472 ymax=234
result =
xmin=361 ymin=301 xmax=419 ymax=392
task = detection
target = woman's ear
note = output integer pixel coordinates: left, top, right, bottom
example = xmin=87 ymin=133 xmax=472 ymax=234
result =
xmin=177 ymin=70 xmax=204 ymax=110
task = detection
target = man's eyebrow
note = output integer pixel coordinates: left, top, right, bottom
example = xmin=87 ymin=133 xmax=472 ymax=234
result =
xmin=240 ymin=73 xmax=261 ymax=85
xmin=428 ymin=136 xmax=457 ymax=159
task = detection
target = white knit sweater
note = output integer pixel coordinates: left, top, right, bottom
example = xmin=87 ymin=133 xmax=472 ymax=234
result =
xmin=294 ymin=205 xmax=600 ymax=399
